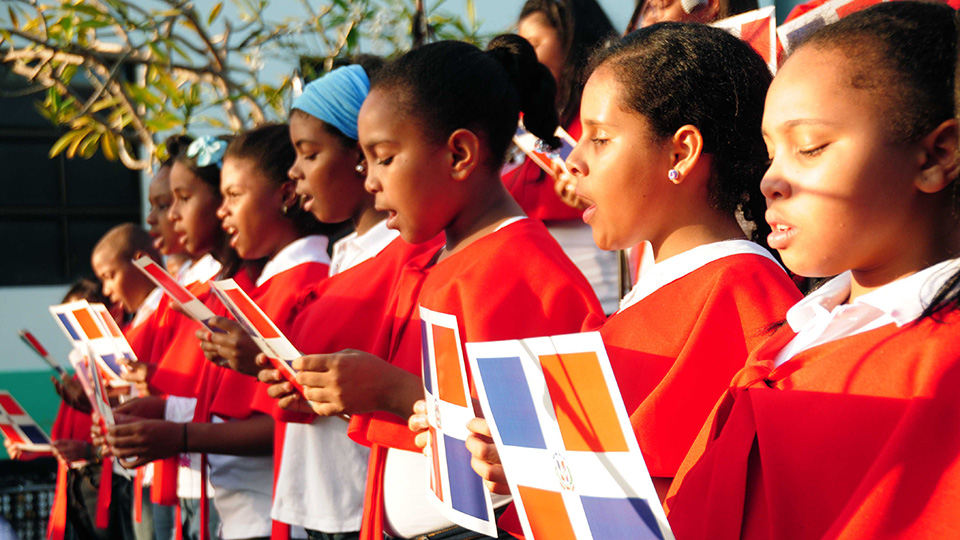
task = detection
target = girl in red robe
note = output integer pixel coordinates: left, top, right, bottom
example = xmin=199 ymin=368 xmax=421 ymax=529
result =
xmin=665 ymin=3 xmax=960 ymax=539
xmin=289 ymin=36 xmax=605 ymax=540
xmin=464 ymin=24 xmax=802 ymax=538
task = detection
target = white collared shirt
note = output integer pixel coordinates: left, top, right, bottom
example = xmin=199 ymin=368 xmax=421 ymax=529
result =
xmin=618 ymin=239 xmax=780 ymax=313
xmin=256 ymin=235 xmax=331 ymax=287
xmin=775 ymin=258 xmax=960 ymax=367
xmin=181 ymin=253 xmax=221 ymax=286
xmin=328 ymin=220 xmax=399 ymax=277
xmin=130 ymin=286 xmax=163 ymax=329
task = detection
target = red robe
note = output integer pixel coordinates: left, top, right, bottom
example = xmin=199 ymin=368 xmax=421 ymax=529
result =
xmin=498 ymin=250 xmax=801 ymax=539
xmin=251 ymin=237 xmax=433 ymax=540
xmin=192 ymin=257 xmax=328 ymax=540
xmin=666 ymin=310 xmax=960 ymax=540
xmin=357 ymin=219 xmax=605 ymax=540
xmin=502 ymin=118 xmax=584 ymax=222
xmin=48 ymin=401 xmax=95 ymax=540
xmin=598 ymin=254 xmax=800 ymax=479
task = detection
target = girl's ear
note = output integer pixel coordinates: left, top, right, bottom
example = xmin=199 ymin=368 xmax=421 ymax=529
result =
xmin=279 ymin=179 xmax=300 ymax=208
xmin=916 ymin=118 xmax=960 ymax=194
xmin=668 ymin=124 xmax=705 ymax=184
xmin=447 ymin=129 xmax=481 ymax=182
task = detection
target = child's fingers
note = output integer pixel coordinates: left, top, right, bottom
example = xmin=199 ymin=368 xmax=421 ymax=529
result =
xmin=466 ymin=417 xmax=492 ymax=439
xmin=408 ymin=412 xmax=430 ymax=434
xmin=414 ymin=430 xmax=430 ymax=450
xmin=266 ymin=381 xmax=294 ymax=399
xmin=292 ymin=354 xmax=331 ymax=372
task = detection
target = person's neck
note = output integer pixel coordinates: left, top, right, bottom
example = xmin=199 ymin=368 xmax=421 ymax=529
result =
xmin=353 ymin=197 xmax=389 ymax=237
xmin=650 ymin=207 xmax=746 ymax=263
xmin=262 ymin=225 xmax=306 ymax=263
xmin=440 ymin=178 xmax=523 ymax=263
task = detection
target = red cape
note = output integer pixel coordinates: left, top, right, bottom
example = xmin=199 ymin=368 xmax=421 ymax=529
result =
xmin=667 ymin=310 xmax=960 ymax=540
xmin=358 ymin=219 xmax=604 ymax=540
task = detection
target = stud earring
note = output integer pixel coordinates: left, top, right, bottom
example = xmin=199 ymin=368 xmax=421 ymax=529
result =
xmin=281 ymin=204 xmax=289 ymax=215
xmin=355 ymin=161 xmax=367 ymax=175
xmin=668 ymin=169 xmax=680 ymax=181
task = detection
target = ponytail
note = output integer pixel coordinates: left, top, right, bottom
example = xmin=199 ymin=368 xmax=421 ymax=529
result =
xmin=373 ymin=35 xmax=559 ymax=166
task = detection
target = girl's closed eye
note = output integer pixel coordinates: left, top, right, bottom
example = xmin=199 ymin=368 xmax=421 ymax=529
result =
xmin=798 ymin=143 xmax=828 ymax=157
xmin=377 ymin=156 xmax=394 ymax=166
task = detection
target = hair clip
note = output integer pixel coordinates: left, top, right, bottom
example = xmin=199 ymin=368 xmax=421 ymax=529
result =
xmin=186 ymin=136 xmax=227 ymax=169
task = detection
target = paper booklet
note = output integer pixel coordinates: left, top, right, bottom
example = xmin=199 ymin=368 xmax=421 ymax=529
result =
xmin=0 ymin=390 xmax=54 ymax=456
xmin=711 ymin=6 xmax=778 ymax=74
xmin=466 ymin=332 xmax=674 ymax=540
xmin=419 ymin=306 xmax=498 ymax=537
xmin=49 ymin=301 xmax=134 ymax=388
xmin=512 ymin=123 xmax=578 ymax=180
xmin=18 ymin=329 xmax=68 ymax=376
xmin=208 ymin=279 xmax=305 ymax=395
xmin=132 ymin=255 xmax=220 ymax=333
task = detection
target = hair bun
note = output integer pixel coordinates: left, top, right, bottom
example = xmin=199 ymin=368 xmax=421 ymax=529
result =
xmin=487 ymin=34 xmax=561 ymax=147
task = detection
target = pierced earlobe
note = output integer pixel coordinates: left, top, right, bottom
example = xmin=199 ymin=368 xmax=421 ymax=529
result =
xmin=668 ymin=169 xmax=680 ymax=182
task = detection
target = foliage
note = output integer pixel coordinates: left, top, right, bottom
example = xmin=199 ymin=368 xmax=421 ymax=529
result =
xmin=0 ymin=0 xmax=485 ymax=169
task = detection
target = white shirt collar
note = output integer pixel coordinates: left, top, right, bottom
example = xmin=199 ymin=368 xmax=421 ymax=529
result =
xmin=786 ymin=257 xmax=960 ymax=332
xmin=619 ymin=239 xmax=780 ymax=312
xmin=130 ymin=286 xmax=163 ymax=328
xmin=181 ymin=254 xmax=221 ymax=286
xmin=330 ymin=220 xmax=400 ymax=276
xmin=257 ymin=235 xmax=331 ymax=287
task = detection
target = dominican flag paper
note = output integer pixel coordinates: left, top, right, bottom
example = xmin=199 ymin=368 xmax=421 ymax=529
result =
xmin=209 ymin=279 xmax=305 ymax=394
xmin=86 ymin=343 xmax=116 ymax=430
xmin=49 ymin=301 xmax=131 ymax=387
xmin=712 ymin=6 xmax=778 ymax=73
xmin=513 ymin=123 xmax=578 ymax=180
xmin=776 ymin=0 xmax=882 ymax=53
xmin=133 ymin=255 xmax=219 ymax=332
xmin=466 ymin=332 xmax=674 ymax=540
xmin=0 ymin=390 xmax=54 ymax=455
xmin=420 ymin=306 xmax=498 ymax=537
xmin=18 ymin=329 xmax=68 ymax=376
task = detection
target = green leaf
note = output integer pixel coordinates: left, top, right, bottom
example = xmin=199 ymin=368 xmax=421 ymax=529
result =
xmin=66 ymin=127 xmax=92 ymax=159
xmin=49 ymin=130 xmax=81 ymax=158
xmin=78 ymin=131 xmax=102 ymax=159
xmin=8 ymin=7 xmax=19 ymax=30
xmin=208 ymin=2 xmax=223 ymax=26
xmin=101 ymin=131 xmax=118 ymax=161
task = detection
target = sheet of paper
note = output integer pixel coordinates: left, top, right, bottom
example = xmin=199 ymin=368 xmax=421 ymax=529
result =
xmin=466 ymin=332 xmax=674 ymax=540
xmin=712 ymin=6 xmax=778 ymax=73
xmin=49 ymin=301 xmax=131 ymax=387
xmin=420 ymin=306 xmax=497 ymax=537
xmin=86 ymin=342 xmax=116 ymax=429
xmin=132 ymin=255 xmax=219 ymax=332
xmin=0 ymin=390 xmax=54 ymax=454
xmin=512 ymin=124 xmax=578 ymax=180
xmin=208 ymin=279 xmax=304 ymax=394
xmin=18 ymin=329 xmax=68 ymax=376
xmin=777 ymin=0 xmax=883 ymax=53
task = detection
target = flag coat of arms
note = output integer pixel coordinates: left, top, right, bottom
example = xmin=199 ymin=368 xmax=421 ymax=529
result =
xmin=420 ymin=306 xmax=498 ymax=537
xmin=466 ymin=332 xmax=674 ymax=540
xmin=712 ymin=6 xmax=778 ymax=73
xmin=0 ymin=390 xmax=54 ymax=455
xmin=49 ymin=300 xmax=131 ymax=387
xmin=512 ymin=123 xmax=578 ymax=180
xmin=133 ymin=255 xmax=219 ymax=332
xmin=209 ymin=278 xmax=305 ymax=394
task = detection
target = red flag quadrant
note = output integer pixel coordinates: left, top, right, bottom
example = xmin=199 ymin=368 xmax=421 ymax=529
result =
xmin=712 ymin=6 xmax=777 ymax=73
xmin=0 ymin=390 xmax=54 ymax=452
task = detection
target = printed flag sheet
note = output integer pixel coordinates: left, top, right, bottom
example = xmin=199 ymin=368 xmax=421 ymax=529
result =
xmin=712 ymin=6 xmax=778 ymax=73
xmin=209 ymin=279 xmax=305 ymax=394
xmin=0 ymin=390 xmax=54 ymax=455
xmin=420 ymin=306 xmax=497 ymax=537
xmin=18 ymin=329 xmax=68 ymax=376
xmin=133 ymin=256 xmax=219 ymax=332
xmin=49 ymin=301 xmax=131 ymax=387
xmin=466 ymin=332 xmax=674 ymax=540
xmin=777 ymin=0 xmax=884 ymax=54
xmin=86 ymin=342 xmax=116 ymax=430
xmin=513 ymin=124 xmax=578 ymax=180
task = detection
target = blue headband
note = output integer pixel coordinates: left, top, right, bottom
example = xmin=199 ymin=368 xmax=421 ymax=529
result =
xmin=292 ymin=65 xmax=370 ymax=141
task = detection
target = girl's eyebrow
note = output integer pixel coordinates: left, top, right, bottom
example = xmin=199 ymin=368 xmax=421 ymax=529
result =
xmin=763 ymin=118 xmax=840 ymax=138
